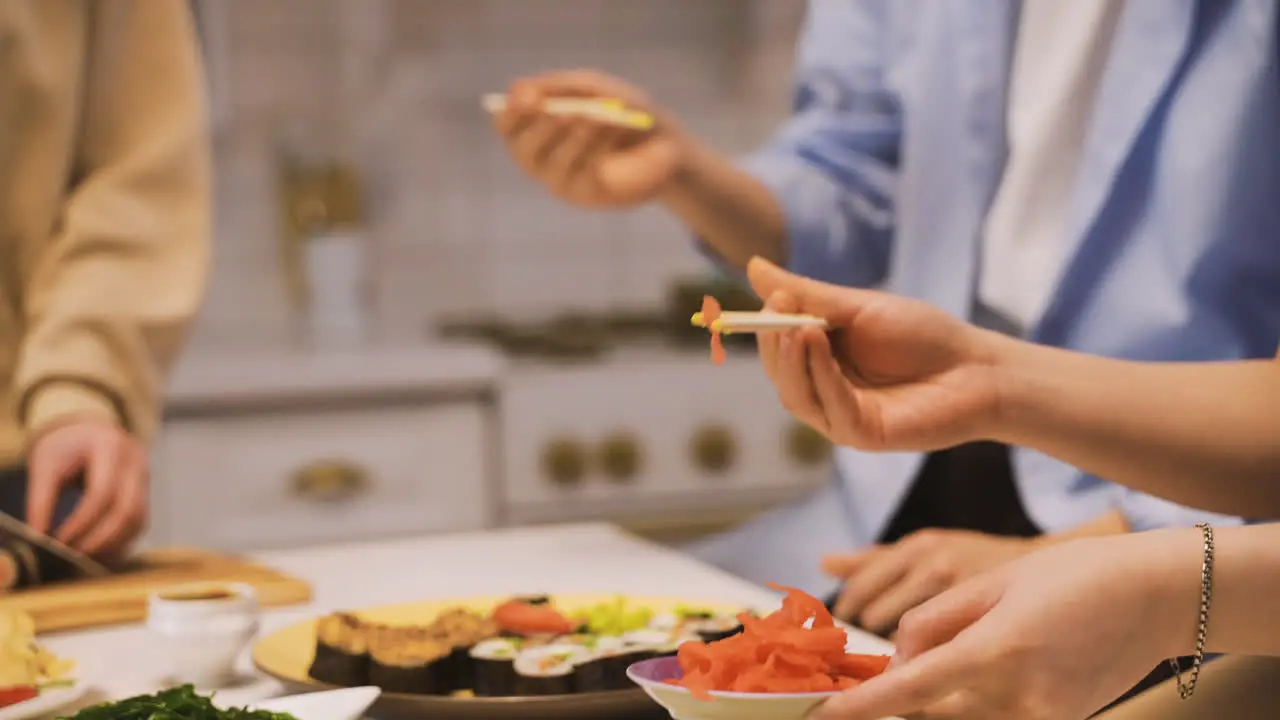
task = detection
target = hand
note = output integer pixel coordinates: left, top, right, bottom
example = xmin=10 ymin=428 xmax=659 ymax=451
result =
xmin=812 ymin=531 xmax=1199 ymax=720
xmin=494 ymin=70 xmax=688 ymax=207
xmin=822 ymin=530 xmax=1035 ymax=636
xmin=27 ymin=418 xmax=149 ymax=558
xmin=747 ymin=257 xmax=1004 ymax=451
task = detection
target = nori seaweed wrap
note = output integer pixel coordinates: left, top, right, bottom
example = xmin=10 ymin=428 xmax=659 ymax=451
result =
xmin=309 ymin=612 xmax=371 ymax=686
xmin=427 ymin=607 xmax=500 ymax=691
xmin=367 ymin=628 xmax=453 ymax=695
xmin=572 ymin=636 xmax=651 ymax=692
xmin=683 ymin=613 xmax=745 ymax=642
xmin=512 ymin=643 xmax=589 ymax=696
xmin=469 ymin=637 xmax=522 ymax=697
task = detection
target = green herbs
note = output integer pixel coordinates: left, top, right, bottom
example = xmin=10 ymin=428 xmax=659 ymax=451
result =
xmin=570 ymin=597 xmax=653 ymax=636
xmin=60 ymin=685 xmax=298 ymax=720
xmin=674 ymin=605 xmax=715 ymax=620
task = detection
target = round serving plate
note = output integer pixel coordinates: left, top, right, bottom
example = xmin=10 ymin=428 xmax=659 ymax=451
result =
xmin=0 ymin=682 xmax=87 ymax=720
xmin=251 ymin=594 xmax=748 ymax=720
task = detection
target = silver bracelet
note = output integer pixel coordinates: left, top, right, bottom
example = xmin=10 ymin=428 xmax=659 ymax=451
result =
xmin=1170 ymin=522 xmax=1215 ymax=700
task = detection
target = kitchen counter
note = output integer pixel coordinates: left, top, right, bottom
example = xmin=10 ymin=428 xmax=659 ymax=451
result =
xmin=40 ymin=523 xmax=893 ymax=709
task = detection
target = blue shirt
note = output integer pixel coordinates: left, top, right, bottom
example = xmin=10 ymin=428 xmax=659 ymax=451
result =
xmin=689 ymin=0 xmax=1276 ymax=593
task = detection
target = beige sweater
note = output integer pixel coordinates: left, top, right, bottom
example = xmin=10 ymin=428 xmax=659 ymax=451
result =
xmin=0 ymin=0 xmax=211 ymax=462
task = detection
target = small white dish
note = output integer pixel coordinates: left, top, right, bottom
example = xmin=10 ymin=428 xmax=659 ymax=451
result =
xmin=249 ymin=686 xmax=381 ymax=720
xmin=0 ymin=682 xmax=87 ymax=720
xmin=146 ymin=582 xmax=261 ymax=688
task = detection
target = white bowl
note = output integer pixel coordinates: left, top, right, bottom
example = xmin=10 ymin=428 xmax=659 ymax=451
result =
xmin=146 ymin=582 xmax=260 ymax=688
xmin=627 ymin=656 xmax=838 ymax=720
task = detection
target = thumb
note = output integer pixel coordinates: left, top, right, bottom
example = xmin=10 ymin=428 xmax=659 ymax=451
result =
xmin=745 ymin=257 xmax=878 ymax=323
xmin=893 ymin=570 xmax=1006 ymax=663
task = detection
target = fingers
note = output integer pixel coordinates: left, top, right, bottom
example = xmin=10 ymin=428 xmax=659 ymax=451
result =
xmin=511 ymin=69 xmax=651 ymax=106
xmin=25 ymin=447 xmax=80 ymax=536
xmin=77 ymin=446 xmax=147 ymax=557
xmin=831 ymin=549 xmax=911 ymax=626
xmin=812 ymin=631 xmax=990 ymax=720
xmin=54 ymin=439 xmax=120 ymax=547
xmin=746 ymin=257 xmax=879 ymax=323
xmin=893 ymin=573 xmax=1006 ymax=663
xmin=804 ymin=329 xmax=866 ymax=439
xmin=758 ymin=291 xmax=798 ymax=384
xmin=859 ymin=569 xmax=950 ymax=637
xmin=496 ymin=72 xmax=648 ymax=190
xmin=775 ymin=327 xmax=829 ymax=433
xmin=25 ymin=470 xmax=59 ymax=537
xmin=505 ymin=112 xmax=576 ymax=179
xmin=820 ymin=550 xmax=878 ymax=579
xmin=547 ymin=122 xmax=621 ymax=196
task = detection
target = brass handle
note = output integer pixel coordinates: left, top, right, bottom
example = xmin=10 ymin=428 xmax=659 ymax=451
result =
xmin=542 ymin=438 xmax=588 ymax=486
xmin=690 ymin=424 xmax=736 ymax=474
xmin=291 ymin=460 xmax=370 ymax=502
xmin=599 ymin=432 xmax=643 ymax=482
xmin=786 ymin=422 xmax=830 ymax=466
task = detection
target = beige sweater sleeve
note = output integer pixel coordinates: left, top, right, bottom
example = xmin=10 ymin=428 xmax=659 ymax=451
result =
xmin=13 ymin=0 xmax=212 ymax=443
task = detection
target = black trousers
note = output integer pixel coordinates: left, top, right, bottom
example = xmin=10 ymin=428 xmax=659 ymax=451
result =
xmin=825 ymin=441 xmax=1183 ymax=713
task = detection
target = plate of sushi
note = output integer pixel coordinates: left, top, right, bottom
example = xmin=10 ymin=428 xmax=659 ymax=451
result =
xmin=250 ymin=594 xmax=750 ymax=719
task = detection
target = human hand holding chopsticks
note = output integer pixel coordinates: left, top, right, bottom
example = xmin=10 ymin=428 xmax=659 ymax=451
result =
xmin=491 ymin=70 xmax=688 ymax=207
xmin=746 ymin=257 xmax=1005 ymax=452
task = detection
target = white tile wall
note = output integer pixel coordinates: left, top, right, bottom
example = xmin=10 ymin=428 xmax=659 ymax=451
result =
xmin=185 ymin=0 xmax=803 ymax=355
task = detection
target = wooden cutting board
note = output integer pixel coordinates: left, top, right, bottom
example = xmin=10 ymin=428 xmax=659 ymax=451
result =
xmin=0 ymin=547 xmax=313 ymax=633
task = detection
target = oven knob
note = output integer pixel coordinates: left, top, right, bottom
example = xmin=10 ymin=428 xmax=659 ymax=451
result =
xmin=542 ymin=438 xmax=587 ymax=486
xmin=599 ymin=432 xmax=643 ymax=482
xmin=691 ymin=424 xmax=736 ymax=474
xmin=786 ymin=422 xmax=830 ymax=466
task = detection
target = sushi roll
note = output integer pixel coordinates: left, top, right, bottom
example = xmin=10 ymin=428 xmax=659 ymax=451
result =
xmin=428 ymin=608 xmax=500 ymax=691
xmin=512 ymin=643 xmax=590 ymax=696
xmin=367 ymin=628 xmax=454 ymax=695
xmin=572 ymin=635 xmax=652 ymax=692
xmin=469 ymin=637 xmax=522 ymax=697
xmin=682 ymin=612 xmax=745 ymax=642
xmin=309 ymin=612 xmax=371 ymax=686
xmin=647 ymin=612 xmax=680 ymax=632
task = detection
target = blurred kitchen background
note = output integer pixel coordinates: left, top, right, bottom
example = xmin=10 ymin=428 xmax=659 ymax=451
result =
xmin=148 ymin=0 xmax=832 ymax=553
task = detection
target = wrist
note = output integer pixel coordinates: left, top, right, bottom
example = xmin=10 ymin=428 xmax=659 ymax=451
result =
xmin=1140 ymin=527 xmax=1211 ymax=661
xmin=656 ymin=135 xmax=714 ymax=206
xmin=24 ymin=382 xmax=122 ymax=444
xmin=984 ymin=331 xmax=1057 ymax=446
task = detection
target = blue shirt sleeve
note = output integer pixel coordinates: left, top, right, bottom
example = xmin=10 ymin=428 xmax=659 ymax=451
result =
xmin=697 ymin=0 xmax=900 ymax=289
xmin=1111 ymin=484 xmax=1245 ymax=532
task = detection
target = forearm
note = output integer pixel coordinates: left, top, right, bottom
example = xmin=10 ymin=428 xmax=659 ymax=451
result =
xmin=658 ymin=139 xmax=788 ymax=270
xmin=1031 ymin=509 xmax=1130 ymax=549
xmin=990 ymin=334 xmax=1280 ymax=517
xmin=1151 ymin=524 xmax=1280 ymax=658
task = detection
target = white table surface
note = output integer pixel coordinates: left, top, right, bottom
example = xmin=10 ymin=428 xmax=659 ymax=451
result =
xmin=42 ymin=522 xmax=893 ymax=709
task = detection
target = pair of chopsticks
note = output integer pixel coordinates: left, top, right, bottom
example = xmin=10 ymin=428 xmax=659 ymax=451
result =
xmin=691 ymin=311 xmax=829 ymax=334
xmin=482 ymin=93 xmax=655 ymax=131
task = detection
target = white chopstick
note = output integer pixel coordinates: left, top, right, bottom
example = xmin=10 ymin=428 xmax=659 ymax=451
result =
xmin=481 ymin=93 xmax=655 ymax=130
xmin=691 ymin=311 xmax=830 ymax=333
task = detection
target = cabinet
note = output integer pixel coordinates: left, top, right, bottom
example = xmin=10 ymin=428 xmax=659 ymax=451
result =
xmin=145 ymin=346 xmax=502 ymax=551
